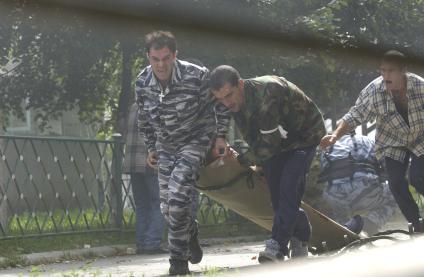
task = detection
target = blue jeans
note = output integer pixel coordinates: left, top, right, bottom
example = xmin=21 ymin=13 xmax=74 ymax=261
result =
xmin=262 ymin=146 xmax=316 ymax=254
xmin=385 ymin=153 xmax=424 ymax=231
xmin=131 ymin=168 xmax=166 ymax=250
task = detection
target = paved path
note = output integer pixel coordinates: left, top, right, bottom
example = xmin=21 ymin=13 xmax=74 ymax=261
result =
xmin=0 ymin=220 xmax=413 ymax=276
xmin=0 ymin=240 xmax=264 ymax=276
xmin=3 ymin=233 xmax=423 ymax=277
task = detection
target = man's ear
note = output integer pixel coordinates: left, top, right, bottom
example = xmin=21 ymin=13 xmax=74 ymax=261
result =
xmin=239 ymin=79 xmax=244 ymax=89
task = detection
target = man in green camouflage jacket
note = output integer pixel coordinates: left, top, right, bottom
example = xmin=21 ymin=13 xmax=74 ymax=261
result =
xmin=210 ymin=65 xmax=326 ymax=262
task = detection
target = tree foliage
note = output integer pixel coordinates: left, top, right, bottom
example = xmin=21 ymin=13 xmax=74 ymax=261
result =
xmin=1 ymin=0 xmax=424 ymax=136
xmin=0 ymin=1 xmax=144 ymax=134
xmin=296 ymin=0 xmax=424 ymax=118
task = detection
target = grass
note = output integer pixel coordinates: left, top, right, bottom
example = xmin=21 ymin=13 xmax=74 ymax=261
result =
xmin=5 ymin=208 xmax=137 ymax=236
xmin=3 ymin=195 xmax=247 ymax=236
xmin=0 ymin=231 xmax=135 ymax=256
xmin=0 ymin=231 xmax=136 ymax=268
xmin=0 ymin=223 xmax=265 ymax=255
xmin=1 ymin=198 xmax=265 ymax=241
xmin=200 ymin=266 xmax=230 ymax=276
xmin=25 ymin=266 xmax=106 ymax=277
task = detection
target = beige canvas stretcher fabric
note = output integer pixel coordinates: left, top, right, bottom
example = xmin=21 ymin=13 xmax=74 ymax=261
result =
xmin=197 ymin=156 xmax=360 ymax=252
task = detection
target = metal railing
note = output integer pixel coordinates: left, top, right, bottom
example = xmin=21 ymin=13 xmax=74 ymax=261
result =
xmin=0 ymin=134 xmax=243 ymax=239
xmin=1 ymin=131 xmax=422 ymax=239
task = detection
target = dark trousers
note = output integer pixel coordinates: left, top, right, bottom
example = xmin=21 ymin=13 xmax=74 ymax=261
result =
xmin=131 ymin=169 xmax=165 ymax=249
xmin=385 ymin=153 xmax=424 ymax=230
xmin=262 ymin=146 xmax=316 ymax=254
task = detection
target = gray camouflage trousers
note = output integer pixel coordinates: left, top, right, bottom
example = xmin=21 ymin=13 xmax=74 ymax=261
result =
xmin=156 ymin=136 xmax=210 ymax=260
xmin=323 ymin=173 xmax=398 ymax=233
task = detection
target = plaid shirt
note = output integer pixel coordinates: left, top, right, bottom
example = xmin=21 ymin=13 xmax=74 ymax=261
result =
xmin=342 ymin=72 xmax=424 ymax=162
xmin=122 ymin=103 xmax=148 ymax=173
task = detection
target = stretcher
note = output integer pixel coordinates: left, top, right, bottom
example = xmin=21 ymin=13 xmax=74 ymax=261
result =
xmin=196 ymin=156 xmax=361 ymax=253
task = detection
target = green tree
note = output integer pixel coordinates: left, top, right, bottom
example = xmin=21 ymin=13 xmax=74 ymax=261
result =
xmin=0 ymin=1 xmax=145 ymax=136
xmin=2 ymin=0 xmax=424 ymax=136
xmin=296 ymin=0 xmax=424 ymax=118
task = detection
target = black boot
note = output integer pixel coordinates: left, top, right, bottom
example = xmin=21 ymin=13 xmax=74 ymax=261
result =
xmin=343 ymin=215 xmax=364 ymax=234
xmin=188 ymin=221 xmax=203 ymax=264
xmin=169 ymin=259 xmax=189 ymax=276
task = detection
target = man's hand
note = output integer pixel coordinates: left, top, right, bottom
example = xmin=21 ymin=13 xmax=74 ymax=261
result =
xmin=227 ymin=147 xmax=239 ymax=160
xmin=212 ymin=137 xmax=228 ymax=159
xmin=147 ymin=151 xmax=158 ymax=169
xmin=319 ymin=134 xmax=338 ymax=149
xmin=320 ymin=119 xmax=351 ymax=149
xmin=249 ymin=165 xmax=263 ymax=173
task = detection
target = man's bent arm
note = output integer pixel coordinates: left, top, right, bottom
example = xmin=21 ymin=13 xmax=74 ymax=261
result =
xmin=135 ymin=94 xmax=157 ymax=153
xmin=333 ymin=119 xmax=352 ymax=140
xmin=320 ymin=119 xmax=352 ymax=149
xmin=214 ymin=104 xmax=231 ymax=138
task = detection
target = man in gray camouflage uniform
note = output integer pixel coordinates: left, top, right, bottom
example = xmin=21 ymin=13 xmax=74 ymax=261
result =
xmin=135 ymin=31 xmax=229 ymax=275
xmin=319 ymin=133 xmax=398 ymax=235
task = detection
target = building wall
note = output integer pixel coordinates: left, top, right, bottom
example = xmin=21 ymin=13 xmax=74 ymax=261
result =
xmin=6 ymin=108 xmax=97 ymax=138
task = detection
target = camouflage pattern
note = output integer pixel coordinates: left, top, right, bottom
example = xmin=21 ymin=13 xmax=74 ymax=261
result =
xmin=135 ymin=59 xmax=230 ymax=260
xmin=320 ymin=134 xmax=398 ymax=232
xmin=234 ymin=75 xmax=326 ymax=165
xmin=157 ymin=136 xmax=210 ymax=260
xmin=135 ymin=59 xmax=229 ymax=153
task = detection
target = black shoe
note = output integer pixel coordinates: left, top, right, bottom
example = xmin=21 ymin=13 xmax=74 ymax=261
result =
xmin=344 ymin=215 xmax=364 ymax=234
xmin=169 ymin=259 xmax=190 ymax=276
xmin=188 ymin=221 xmax=203 ymax=264
xmin=412 ymin=221 xmax=423 ymax=233
xmin=258 ymin=250 xmax=284 ymax=263
xmin=258 ymin=239 xmax=285 ymax=264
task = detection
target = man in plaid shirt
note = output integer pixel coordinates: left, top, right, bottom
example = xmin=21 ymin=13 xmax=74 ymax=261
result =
xmin=320 ymin=50 xmax=424 ymax=232
xmin=122 ymin=103 xmax=166 ymax=254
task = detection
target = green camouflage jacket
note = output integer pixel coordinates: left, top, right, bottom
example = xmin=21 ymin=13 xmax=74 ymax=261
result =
xmin=234 ymin=75 xmax=325 ymax=166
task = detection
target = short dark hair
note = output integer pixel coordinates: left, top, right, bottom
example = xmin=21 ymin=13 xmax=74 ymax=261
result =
xmin=381 ymin=50 xmax=407 ymax=69
xmin=145 ymin=30 xmax=177 ymax=53
xmin=209 ymin=65 xmax=241 ymax=91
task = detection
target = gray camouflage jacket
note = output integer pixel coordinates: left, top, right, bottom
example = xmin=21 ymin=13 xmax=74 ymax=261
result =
xmin=135 ymin=59 xmax=230 ymax=152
